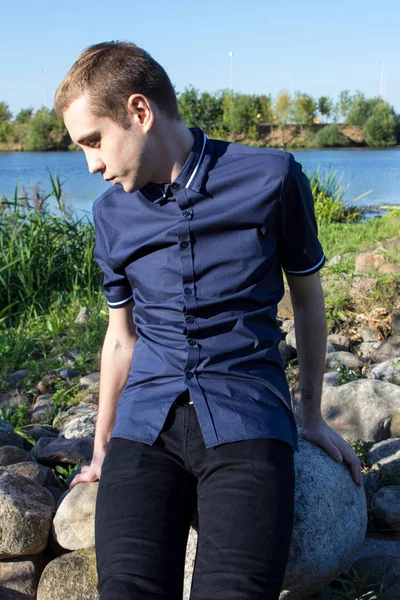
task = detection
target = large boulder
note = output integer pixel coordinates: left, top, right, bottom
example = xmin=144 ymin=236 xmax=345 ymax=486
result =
xmin=36 ymin=548 xmax=98 ymax=600
xmin=0 ymin=462 xmax=50 ymax=487
xmin=53 ymin=482 xmax=98 ymax=550
xmin=321 ymin=379 xmax=400 ymax=442
xmin=0 ymin=472 xmax=54 ymax=558
xmin=184 ymin=431 xmax=367 ymax=600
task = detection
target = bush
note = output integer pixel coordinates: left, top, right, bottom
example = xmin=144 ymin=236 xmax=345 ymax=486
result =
xmin=307 ymin=167 xmax=362 ymax=224
xmin=315 ymin=124 xmax=352 ymax=148
xmin=363 ymin=102 xmax=397 ymax=146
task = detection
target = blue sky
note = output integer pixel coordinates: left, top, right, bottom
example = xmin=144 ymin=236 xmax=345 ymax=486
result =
xmin=2 ymin=0 xmax=399 ymax=116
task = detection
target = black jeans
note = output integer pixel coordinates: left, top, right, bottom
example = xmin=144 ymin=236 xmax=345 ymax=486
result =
xmin=95 ymin=391 xmax=295 ymax=600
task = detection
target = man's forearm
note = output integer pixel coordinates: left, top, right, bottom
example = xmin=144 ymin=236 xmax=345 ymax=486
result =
xmin=291 ymin=286 xmax=327 ymax=427
xmin=93 ymin=328 xmax=137 ymax=457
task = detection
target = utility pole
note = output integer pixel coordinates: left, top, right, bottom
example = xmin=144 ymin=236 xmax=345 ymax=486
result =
xmin=42 ymin=69 xmax=48 ymax=107
xmin=380 ymin=62 xmax=385 ymax=100
xmin=228 ymin=51 xmax=234 ymax=91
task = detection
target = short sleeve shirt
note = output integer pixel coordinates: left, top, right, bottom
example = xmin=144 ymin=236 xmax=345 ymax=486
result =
xmin=93 ymin=127 xmax=326 ymax=452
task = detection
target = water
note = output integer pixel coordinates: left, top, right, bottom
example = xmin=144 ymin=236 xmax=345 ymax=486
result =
xmin=0 ymin=147 xmax=399 ymax=218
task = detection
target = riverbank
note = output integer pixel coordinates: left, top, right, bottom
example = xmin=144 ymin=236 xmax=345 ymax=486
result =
xmin=1 ymin=124 xmax=398 ymax=153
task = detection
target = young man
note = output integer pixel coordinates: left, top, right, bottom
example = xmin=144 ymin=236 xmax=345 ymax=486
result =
xmin=56 ymin=41 xmax=362 ymax=600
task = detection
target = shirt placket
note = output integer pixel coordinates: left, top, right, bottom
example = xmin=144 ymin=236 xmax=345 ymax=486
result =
xmin=174 ymin=186 xmax=218 ymax=445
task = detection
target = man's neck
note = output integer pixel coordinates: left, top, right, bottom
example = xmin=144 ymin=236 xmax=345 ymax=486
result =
xmin=150 ymin=121 xmax=195 ymax=184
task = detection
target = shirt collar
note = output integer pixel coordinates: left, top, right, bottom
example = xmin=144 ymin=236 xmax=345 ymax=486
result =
xmin=143 ymin=127 xmax=213 ymax=202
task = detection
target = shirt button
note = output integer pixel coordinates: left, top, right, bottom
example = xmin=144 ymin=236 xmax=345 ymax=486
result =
xmin=184 ymin=287 xmax=193 ymax=295
xmin=171 ymin=182 xmax=180 ymax=192
xmin=182 ymin=210 xmax=191 ymax=218
xmin=180 ymin=241 xmax=189 ymax=250
xmin=185 ymin=371 xmax=194 ymax=379
xmin=185 ymin=316 xmax=195 ymax=324
xmin=187 ymin=339 xmax=196 ymax=346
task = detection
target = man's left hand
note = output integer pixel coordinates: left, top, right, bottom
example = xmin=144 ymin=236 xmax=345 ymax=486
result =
xmin=302 ymin=417 xmax=363 ymax=488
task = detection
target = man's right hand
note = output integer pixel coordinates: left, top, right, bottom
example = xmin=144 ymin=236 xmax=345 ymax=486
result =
xmin=69 ymin=455 xmax=105 ymax=489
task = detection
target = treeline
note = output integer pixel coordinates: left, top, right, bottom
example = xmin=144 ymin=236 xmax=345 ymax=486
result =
xmin=178 ymin=88 xmax=400 ymax=147
xmin=0 ymin=88 xmax=398 ymax=151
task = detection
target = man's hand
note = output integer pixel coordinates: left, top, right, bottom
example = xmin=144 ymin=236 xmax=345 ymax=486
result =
xmin=302 ymin=417 xmax=363 ymax=488
xmin=69 ymin=453 xmax=105 ymax=489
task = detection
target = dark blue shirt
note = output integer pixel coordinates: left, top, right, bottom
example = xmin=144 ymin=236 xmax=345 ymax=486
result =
xmin=93 ymin=127 xmax=326 ymax=453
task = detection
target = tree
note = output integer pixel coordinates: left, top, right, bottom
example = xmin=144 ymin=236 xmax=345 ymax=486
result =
xmin=363 ymin=101 xmax=397 ymax=146
xmin=0 ymin=102 xmax=12 ymax=123
xmin=27 ymin=107 xmax=68 ymax=151
xmin=318 ymin=96 xmax=333 ymax=123
xmin=291 ymin=92 xmax=316 ymax=130
xmin=346 ymin=92 xmax=380 ymax=126
xmin=15 ymin=107 xmax=34 ymax=124
xmin=197 ymin=92 xmax=223 ymax=134
xmin=178 ymin=86 xmax=200 ymax=128
xmin=273 ymin=90 xmax=291 ymax=146
xmin=339 ymin=90 xmax=352 ymax=122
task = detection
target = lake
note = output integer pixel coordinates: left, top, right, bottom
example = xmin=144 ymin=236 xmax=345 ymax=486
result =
xmin=0 ymin=147 xmax=399 ymax=218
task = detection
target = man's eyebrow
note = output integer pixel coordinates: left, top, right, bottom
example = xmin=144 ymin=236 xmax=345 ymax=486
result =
xmin=76 ymin=131 xmax=101 ymax=145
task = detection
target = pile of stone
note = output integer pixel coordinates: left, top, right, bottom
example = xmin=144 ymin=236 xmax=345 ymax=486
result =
xmin=1 ymin=300 xmax=400 ymax=598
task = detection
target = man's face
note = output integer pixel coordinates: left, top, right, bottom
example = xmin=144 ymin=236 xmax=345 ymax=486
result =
xmin=63 ymin=94 xmax=153 ymax=193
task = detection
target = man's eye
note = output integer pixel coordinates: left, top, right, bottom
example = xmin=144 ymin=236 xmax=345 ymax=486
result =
xmin=89 ymin=141 xmax=100 ymax=148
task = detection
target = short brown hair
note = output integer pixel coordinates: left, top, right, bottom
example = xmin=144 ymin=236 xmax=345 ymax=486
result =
xmin=55 ymin=41 xmax=180 ymax=126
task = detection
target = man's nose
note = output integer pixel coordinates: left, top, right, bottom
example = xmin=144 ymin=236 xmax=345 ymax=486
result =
xmin=88 ymin=156 xmax=105 ymax=174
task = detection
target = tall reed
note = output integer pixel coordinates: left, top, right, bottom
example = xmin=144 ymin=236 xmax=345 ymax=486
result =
xmin=0 ymin=176 xmax=101 ymax=327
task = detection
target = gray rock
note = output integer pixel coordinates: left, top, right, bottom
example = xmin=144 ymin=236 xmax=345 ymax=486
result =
xmin=362 ymin=471 xmax=382 ymax=496
xmin=79 ymin=373 xmax=100 ymax=389
xmin=391 ymin=313 xmax=400 ymax=337
xmin=279 ymin=341 xmax=296 ymax=367
xmin=0 ymin=446 xmax=32 ymax=466
xmin=327 ymin=255 xmax=342 ymax=266
xmin=367 ymin=438 xmax=400 ymax=471
xmin=358 ymin=327 xmax=380 ymax=343
xmin=321 ymin=379 xmax=400 ymax=442
xmin=323 ymin=372 xmax=340 ymax=387
xmin=325 ymin=351 xmax=364 ymax=373
xmin=0 ymin=471 xmax=54 ymax=559
xmin=60 ymin=412 xmax=97 ymax=439
xmin=0 ymin=462 xmax=48 ymax=486
xmin=285 ymin=331 xmax=335 ymax=355
xmin=352 ymin=538 xmax=400 ymax=599
xmin=370 ymin=335 xmax=400 ymax=363
xmin=74 ymin=307 xmax=90 ymax=323
xmin=0 ymin=419 xmax=14 ymax=433
xmin=36 ymin=548 xmax=98 ymax=600
xmin=279 ymin=431 xmax=367 ymax=598
xmin=31 ymin=437 xmax=94 ymax=467
xmin=371 ymin=486 xmax=400 ymax=532
xmin=0 ymin=390 xmax=31 ymax=411
xmin=367 ymin=356 xmax=400 ymax=385
xmin=281 ymin=319 xmax=295 ymax=335
xmin=19 ymin=424 xmax=59 ymax=442
xmin=0 ymin=432 xmax=24 ymax=449
xmin=0 ymin=554 xmax=46 ymax=599
xmin=6 ymin=370 xmax=28 ymax=385
xmin=53 ymin=482 xmax=99 ymax=550
xmin=359 ymin=341 xmax=381 ymax=359
xmin=327 ymin=334 xmax=350 ymax=352
xmin=285 ymin=328 xmax=297 ymax=350
xmin=31 ymin=395 xmax=54 ymax=424
xmin=56 ymin=403 xmax=97 ymax=429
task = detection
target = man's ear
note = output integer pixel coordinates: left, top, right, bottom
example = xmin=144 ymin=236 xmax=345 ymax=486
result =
xmin=126 ymin=94 xmax=154 ymax=132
